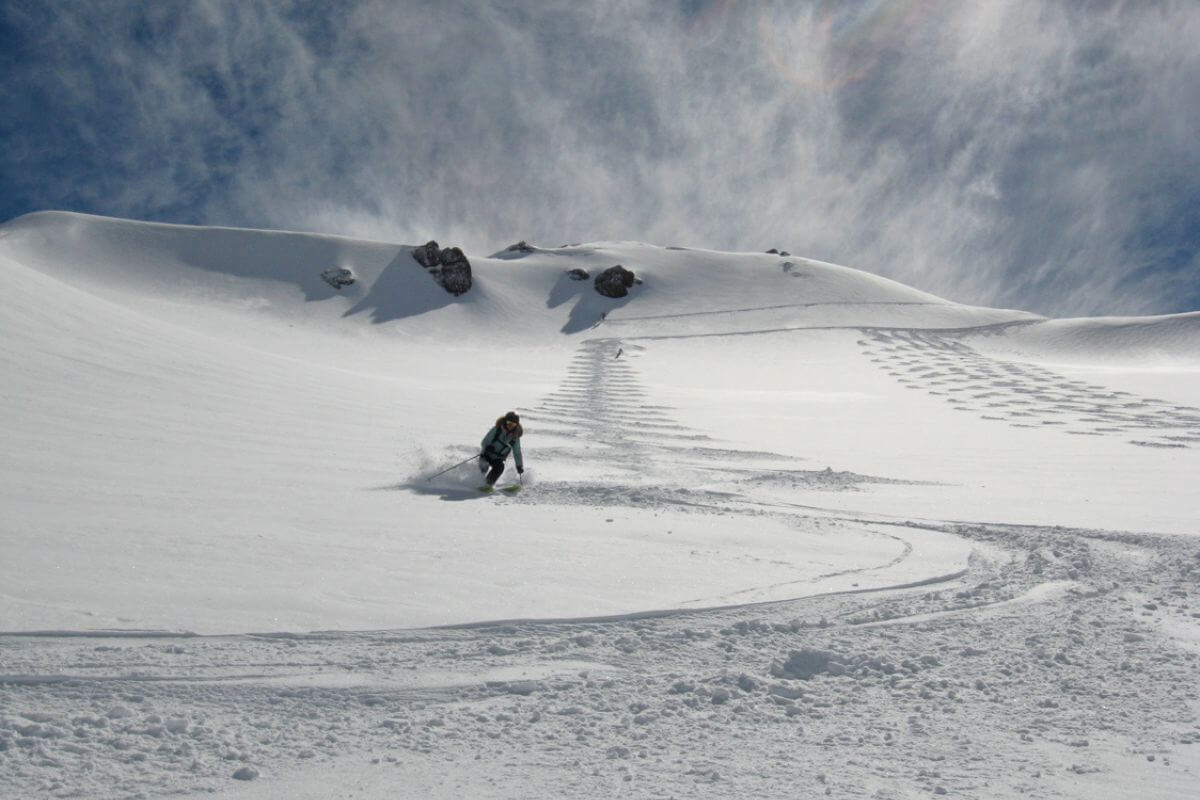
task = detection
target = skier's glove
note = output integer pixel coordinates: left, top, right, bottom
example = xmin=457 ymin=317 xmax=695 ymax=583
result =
xmin=517 ymin=466 xmax=524 ymax=474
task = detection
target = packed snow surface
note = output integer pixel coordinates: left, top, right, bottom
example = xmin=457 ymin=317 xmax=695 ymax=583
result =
xmin=1 ymin=212 xmax=1198 ymax=798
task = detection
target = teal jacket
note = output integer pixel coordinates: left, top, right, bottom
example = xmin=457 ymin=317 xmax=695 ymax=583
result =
xmin=481 ymin=422 xmax=523 ymax=469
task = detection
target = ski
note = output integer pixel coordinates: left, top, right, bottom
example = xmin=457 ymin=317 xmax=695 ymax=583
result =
xmin=478 ymin=484 xmax=522 ymax=494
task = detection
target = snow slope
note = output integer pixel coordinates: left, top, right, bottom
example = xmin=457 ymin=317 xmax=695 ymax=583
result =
xmin=1 ymin=212 xmax=1198 ymax=799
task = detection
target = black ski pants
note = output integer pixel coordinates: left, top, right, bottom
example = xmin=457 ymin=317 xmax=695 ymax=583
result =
xmin=479 ymin=456 xmax=506 ymax=485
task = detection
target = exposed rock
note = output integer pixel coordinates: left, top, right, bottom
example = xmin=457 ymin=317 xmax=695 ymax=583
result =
xmin=412 ymin=240 xmax=441 ymax=269
xmin=435 ymin=247 xmax=473 ymax=296
xmin=410 ymin=240 xmax=473 ymax=296
xmin=567 ymin=268 xmax=590 ymax=281
xmin=320 ymin=267 xmax=355 ymax=290
xmin=594 ymin=264 xmax=637 ymax=298
xmin=505 ymin=240 xmax=536 ymax=253
xmin=766 ymin=248 xmax=792 ymax=256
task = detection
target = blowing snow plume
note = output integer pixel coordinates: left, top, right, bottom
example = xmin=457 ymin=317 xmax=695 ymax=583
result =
xmin=3 ymin=2 xmax=1200 ymax=316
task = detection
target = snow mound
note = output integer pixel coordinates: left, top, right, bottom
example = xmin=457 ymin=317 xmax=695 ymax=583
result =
xmin=966 ymin=312 xmax=1200 ymax=366
xmin=0 ymin=211 xmax=1043 ymax=344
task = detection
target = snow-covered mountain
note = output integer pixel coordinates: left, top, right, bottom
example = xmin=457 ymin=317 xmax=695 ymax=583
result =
xmin=2 ymin=212 xmax=1198 ymax=799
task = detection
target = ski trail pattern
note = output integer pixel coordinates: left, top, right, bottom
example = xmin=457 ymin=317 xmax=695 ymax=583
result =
xmin=859 ymin=330 xmax=1200 ymax=449
xmin=2 ymin=523 xmax=1199 ymax=799
xmin=526 ymin=338 xmax=919 ymax=504
xmin=529 ymin=338 xmax=707 ymax=447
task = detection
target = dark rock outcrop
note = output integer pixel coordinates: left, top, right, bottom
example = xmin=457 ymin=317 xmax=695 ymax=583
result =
xmin=321 ymin=267 xmax=355 ymax=290
xmin=411 ymin=240 xmax=473 ymax=296
xmin=505 ymin=240 xmax=536 ymax=254
xmin=412 ymin=241 xmax=441 ymax=269
xmin=594 ymin=264 xmax=637 ymax=298
xmin=435 ymin=246 xmax=472 ymax=295
xmin=567 ymin=268 xmax=590 ymax=281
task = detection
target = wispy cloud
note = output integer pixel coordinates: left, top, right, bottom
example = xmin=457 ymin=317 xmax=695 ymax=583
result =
xmin=2 ymin=0 xmax=1198 ymax=316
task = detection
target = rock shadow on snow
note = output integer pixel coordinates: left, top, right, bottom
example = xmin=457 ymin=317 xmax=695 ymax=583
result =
xmin=343 ymin=249 xmax=461 ymax=324
xmin=550 ymin=271 xmax=636 ymax=334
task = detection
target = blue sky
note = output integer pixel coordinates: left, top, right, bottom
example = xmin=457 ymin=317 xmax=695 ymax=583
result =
xmin=2 ymin=0 xmax=1198 ymax=317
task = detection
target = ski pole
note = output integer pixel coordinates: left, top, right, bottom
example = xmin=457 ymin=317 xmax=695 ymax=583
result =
xmin=427 ymin=454 xmax=480 ymax=481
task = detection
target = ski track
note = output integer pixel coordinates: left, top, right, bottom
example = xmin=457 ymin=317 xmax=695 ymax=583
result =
xmin=3 ymin=335 xmax=1200 ymax=798
xmin=3 ymin=523 xmax=1198 ymax=798
xmin=859 ymin=330 xmax=1200 ymax=449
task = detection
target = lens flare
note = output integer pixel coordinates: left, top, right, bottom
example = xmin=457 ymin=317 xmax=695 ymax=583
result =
xmin=761 ymin=0 xmax=935 ymax=91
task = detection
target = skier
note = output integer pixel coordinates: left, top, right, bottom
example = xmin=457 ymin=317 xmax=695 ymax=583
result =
xmin=479 ymin=411 xmax=524 ymax=488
